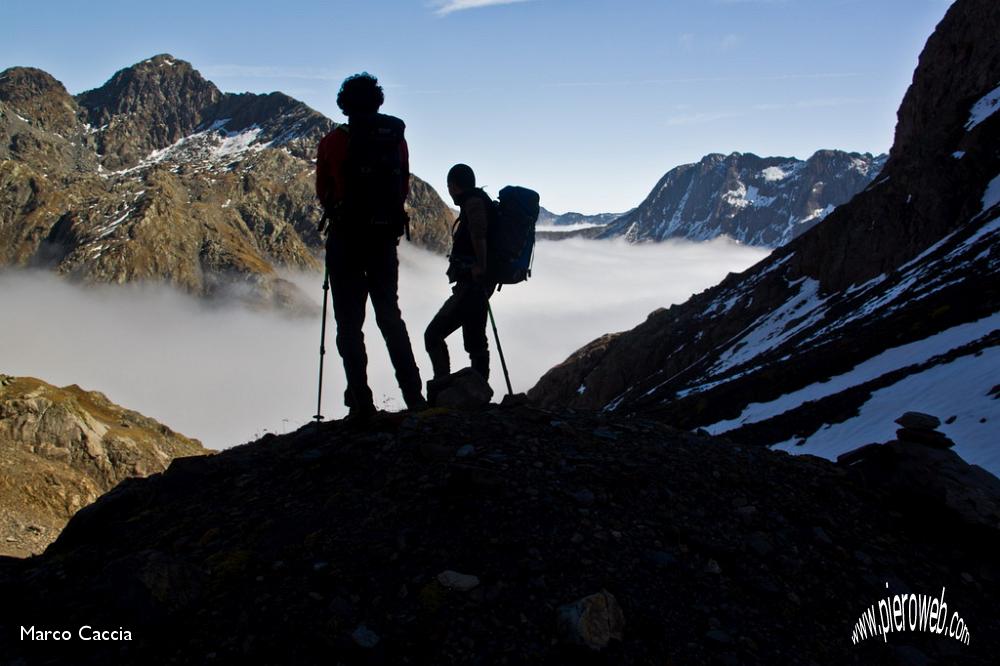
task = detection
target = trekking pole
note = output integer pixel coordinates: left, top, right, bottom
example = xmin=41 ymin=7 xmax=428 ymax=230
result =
xmin=314 ymin=265 xmax=331 ymax=421
xmin=487 ymin=302 xmax=514 ymax=397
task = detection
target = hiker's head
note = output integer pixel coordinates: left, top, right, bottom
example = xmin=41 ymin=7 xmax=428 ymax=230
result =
xmin=337 ymin=73 xmax=384 ymax=118
xmin=447 ymin=163 xmax=476 ymax=202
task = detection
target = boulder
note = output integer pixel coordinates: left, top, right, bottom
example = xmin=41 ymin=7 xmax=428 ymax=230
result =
xmin=556 ymin=589 xmax=625 ymax=650
xmin=895 ymin=427 xmax=955 ymax=449
xmin=840 ymin=439 xmax=1000 ymax=532
xmin=428 ymin=368 xmax=493 ymax=410
xmin=895 ymin=412 xmax=942 ymax=430
xmin=436 ymin=570 xmax=480 ymax=592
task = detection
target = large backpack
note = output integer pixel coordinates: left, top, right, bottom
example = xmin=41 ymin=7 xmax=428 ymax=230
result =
xmin=343 ymin=114 xmax=408 ymax=236
xmin=488 ymin=186 xmax=539 ymax=286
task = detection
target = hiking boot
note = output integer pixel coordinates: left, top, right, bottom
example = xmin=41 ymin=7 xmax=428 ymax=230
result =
xmin=426 ymin=376 xmax=448 ymax=408
xmin=344 ymin=402 xmax=377 ymax=424
xmin=404 ymin=393 xmax=429 ymax=412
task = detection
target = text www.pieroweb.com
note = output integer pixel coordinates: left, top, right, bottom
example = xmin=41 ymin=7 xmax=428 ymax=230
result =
xmin=852 ymin=585 xmax=970 ymax=645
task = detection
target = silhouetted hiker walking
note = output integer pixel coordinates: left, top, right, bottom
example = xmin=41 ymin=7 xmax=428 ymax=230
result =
xmin=425 ymin=164 xmax=496 ymax=394
xmin=316 ymin=73 xmax=426 ymax=420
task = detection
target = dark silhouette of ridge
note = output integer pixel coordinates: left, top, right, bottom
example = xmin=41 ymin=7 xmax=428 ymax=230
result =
xmin=1 ymin=404 xmax=998 ymax=664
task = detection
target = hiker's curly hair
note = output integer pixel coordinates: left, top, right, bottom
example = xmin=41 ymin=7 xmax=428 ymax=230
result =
xmin=336 ymin=72 xmax=385 ymax=117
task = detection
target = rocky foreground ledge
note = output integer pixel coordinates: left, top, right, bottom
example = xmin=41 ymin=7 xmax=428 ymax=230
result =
xmin=1 ymin=403 xmax=997 ymax=665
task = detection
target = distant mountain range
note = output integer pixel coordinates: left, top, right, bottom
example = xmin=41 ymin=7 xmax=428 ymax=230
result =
xmin=531 ymin=0 xmax=1000 ymax=471
xmin=537 ymin=151 xmax=885 ymax=248
xmin=600 ymin=150 xmax=886 ymax=247
xmin=537 ymin=208 xmax=623 ymax=227
xmin=0 ymin=55 xmax=454 ymax=310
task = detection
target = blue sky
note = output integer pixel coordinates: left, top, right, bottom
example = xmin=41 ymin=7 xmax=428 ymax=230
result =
xmin=3 ymin=0 xmax=954 ymax=213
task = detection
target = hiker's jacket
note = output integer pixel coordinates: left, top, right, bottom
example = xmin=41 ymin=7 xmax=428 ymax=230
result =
xmin=315 ymin=113 xmax=410 ymax=210
xmin=449 ymin=188 xmax=493 ymax=282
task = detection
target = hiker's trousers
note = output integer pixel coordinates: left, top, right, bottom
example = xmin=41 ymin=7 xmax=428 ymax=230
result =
xmin=424 ymin=280 xmax=494 ymax=381
xmin=326 ymin=229 xmax=423 ymax=409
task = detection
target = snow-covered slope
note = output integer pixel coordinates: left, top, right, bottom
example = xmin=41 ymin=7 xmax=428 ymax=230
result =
xmin=530 ymin=0 xmax=1000 ymax=474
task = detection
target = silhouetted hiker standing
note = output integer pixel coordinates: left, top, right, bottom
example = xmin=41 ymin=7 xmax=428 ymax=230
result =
xmin=425 ymin=164 xmax=496 ymax=391
xmin=316 ymin=73 xmax=426 ymax=420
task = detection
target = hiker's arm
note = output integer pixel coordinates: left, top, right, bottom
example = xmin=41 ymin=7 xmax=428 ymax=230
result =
xmin=316 ymin=130 xmax=348 ymax=211
xmin=315 ymin=136 xmax=331 ymax=208
xmin=400 ymin=138 xmax=410 ymax=202
xmin=465 ymin=197 xmax=489 ymax=278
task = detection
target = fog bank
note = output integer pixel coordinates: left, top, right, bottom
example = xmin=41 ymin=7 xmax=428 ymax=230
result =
xmin=0 ymin=238 xmax=769 ymax=449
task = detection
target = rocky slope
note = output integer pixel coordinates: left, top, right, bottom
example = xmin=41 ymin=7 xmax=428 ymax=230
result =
xmin=537 ymin=207 xmax=621 ymax=228
xmin=530 ymin=0 xmax=1000 ymax=471
xmin=0 ymin=55 xmax=454 ymax=311
xmin=599 ymin=150 xmax=886 ymax=247
xmin=0 ymin=403 xmax=997 ymax=664
xmin=0 ymin=373 xmax=207 ymax=557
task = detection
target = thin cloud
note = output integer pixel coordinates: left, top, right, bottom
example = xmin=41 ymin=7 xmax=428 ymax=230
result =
xmin=201 ymin=64 xmax=346 ymax=82
xmin=431 ymin=0 xmax=534 ymax=16
xmin=545 ymin=72 xmax=864 ymax=89
xmin=666 ymin=111 xmax=745 ymax=126
xmin=669 ymin=97 xmax=863 ymax=126
xmin=720 ymin=34 xmax=742 ymax=51
xmin=752 ymin=97 xmax=863 ymax=111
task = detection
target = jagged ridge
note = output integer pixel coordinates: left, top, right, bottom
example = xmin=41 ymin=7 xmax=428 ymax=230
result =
xmin=600 ymin=150 xmax=887 ymax=248
xmin=0 ymin=55 xmax=455 ymax=310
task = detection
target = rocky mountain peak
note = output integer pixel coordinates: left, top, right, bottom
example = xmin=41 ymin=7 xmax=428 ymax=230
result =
xmin=789 ymin=0 xmax=999 ymax=292
xmin=0 ymin=66 xmax=84 ymax=136
xmin=892 ymin=0 xmax=1000 ymax=167
xmin=0 ymin=55 xmax=456 ymax=309
xmin=76 ymin=54 xmax=223 ymax=169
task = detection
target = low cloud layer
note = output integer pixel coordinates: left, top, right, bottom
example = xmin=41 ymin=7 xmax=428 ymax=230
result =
xmin=0 ymin=238 xmax=768 ymax=450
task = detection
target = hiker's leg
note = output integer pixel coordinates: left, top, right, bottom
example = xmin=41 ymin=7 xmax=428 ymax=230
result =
xmin=327 ymin=233 xmax=373 ymax=409
xmin=366 ymin=239 xmax=423 ymax=404
xmin=461 ymin=283 xmax=491 ymax=381
xmin=424 ymin=284 xmax=468 ymax=380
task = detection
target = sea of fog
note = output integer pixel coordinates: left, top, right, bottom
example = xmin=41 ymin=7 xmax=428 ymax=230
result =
xmin=0 ymin=237 xmax=769 ymax=450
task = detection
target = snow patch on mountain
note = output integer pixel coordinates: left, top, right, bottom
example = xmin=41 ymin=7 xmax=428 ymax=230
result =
xmin=705 ymin=312 xmax=1000 ymax=435
xmin=965 ymin=82 xmax=1000 ymax=131
xmin=761 ymin=164 xmax=800 ymax=182
xmin=709 ymin=277 xmax=827 ymax=376
xmin=110 ymin=120 xmax=269 ymax=175
xmin=982 ymin=173 xmax=1000 ymax=213
xmin=771 ymin=344 xmax=1000 ymax=472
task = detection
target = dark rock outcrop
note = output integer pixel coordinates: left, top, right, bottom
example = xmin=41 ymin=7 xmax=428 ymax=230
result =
xmin=839 ymin=416 xmax=1000 ymax=534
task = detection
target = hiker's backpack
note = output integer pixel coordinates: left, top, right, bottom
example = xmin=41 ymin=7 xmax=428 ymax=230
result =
xmin=343 ymin=114 xmax=408 ymax=236
xmin=488 ymin=186 xmax=539 ymax=286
